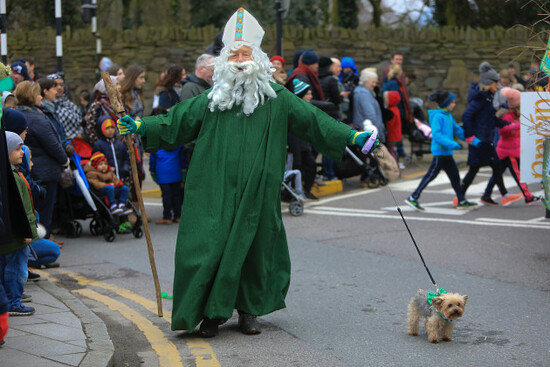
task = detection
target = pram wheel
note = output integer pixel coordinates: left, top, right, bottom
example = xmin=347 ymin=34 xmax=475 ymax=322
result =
xmin=379 ymin=176 xmax=388 ymax=186
xmin=366 ymin=176 xmax=379 ymax=189
xmin=65 ymin=220 xmax=82 ymax=238
xmin=289 ymin=199 xmax=303 ymax=217
xmin=89 ymin=219 xmax=100 ymax=236
xmin=132 ymin=226 xmax=143 ymax=239
xmin=104 ymin=228 xmax=116 ymax=242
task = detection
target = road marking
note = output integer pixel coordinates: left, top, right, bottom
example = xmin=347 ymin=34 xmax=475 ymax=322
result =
xmin=53 ymin=269 xmax=221 ymax=367
xmin=306 ymin=207 xmax=550 ymax=230
xmin=314 ymin=206 xmax=386 ymax=214
xmin=74 ymin=288 xmax=183 ymax=367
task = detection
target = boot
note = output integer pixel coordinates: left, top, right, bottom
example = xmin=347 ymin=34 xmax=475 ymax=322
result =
xmin=238 ymin=311 xmax=261 ymax=335
xmin=198 ymin=317 xmax=225 ymax=338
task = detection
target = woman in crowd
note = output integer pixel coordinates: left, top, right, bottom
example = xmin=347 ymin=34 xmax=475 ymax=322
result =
xmin=155 ymin=65 xmax=183 ymax=111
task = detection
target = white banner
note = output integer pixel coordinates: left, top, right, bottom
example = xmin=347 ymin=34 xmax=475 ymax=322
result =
xmin=520 ymin=92 xmax=550 ymax=184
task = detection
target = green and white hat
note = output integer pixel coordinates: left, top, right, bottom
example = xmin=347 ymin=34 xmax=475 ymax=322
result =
xmin=222 ymin=8 xmax=264 ymax=50
xmin=293 ymin=79 xmax=310 ymax=97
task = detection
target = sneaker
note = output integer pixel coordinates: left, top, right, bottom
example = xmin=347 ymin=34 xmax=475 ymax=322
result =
xmin=28 ymin=271 xmax=41 ymax=281
xmin=480 ymin=197 xmax=499 ymax=206
xmin=404 ymin=197 xmax=425 ymax=212
xmin=21 ymin=293 xmax=32 ymax=303
xmin=526 ymin=196 xmax=541 ymax=205
xmin=117 ymin=221 xmax=132 ymax=234
xmin=119 ymin=203 xmax=133 ymax=215
xmin=398 ymin=162 xmax=406 ymax=170
xmin=110 ymin=205 xmax=123 ymax=215
xmin=501 ymin=193 xmax=523 ymax=207
xmin=456 ymin=200 xmax=478 ymax=210
xmin=452 ymin=197 xmax=458 ymax=206
xmin=9 ymin=304 xmax=35 ymax=316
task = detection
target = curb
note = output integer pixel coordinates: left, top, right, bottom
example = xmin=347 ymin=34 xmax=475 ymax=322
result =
xmin=36 ymin=280 xmax=115 ymax=367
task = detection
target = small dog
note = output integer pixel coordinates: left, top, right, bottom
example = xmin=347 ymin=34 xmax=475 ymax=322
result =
xmin=407 ymin=288 xmax=468 ymax=343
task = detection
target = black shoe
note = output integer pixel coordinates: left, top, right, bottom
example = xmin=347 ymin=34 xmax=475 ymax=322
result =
xmin=198 ymin=317 xmax=225 ymax=338
xmin=44 ymin=262 xmax=60 ymax=268
xmin=0 ymin=340 xmax=4 ymax=346
xmin=28 ymin=271 xmax=41 ymax=281
xmin=304 ymin=191 xmax=318 ymax=200
xmin=238 ymin=311 xmax=261 ymax=335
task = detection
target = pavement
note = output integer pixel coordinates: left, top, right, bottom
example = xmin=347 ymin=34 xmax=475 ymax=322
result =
xmin=0 ymin=140 xmax=460 ymax=367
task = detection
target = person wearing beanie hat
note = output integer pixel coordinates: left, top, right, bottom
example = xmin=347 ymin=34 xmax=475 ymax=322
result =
xmin=2 ymin=109 xmax=28 ymax=137
xmin=292 ymin=79 xmax=311 ymax=100
xmin=10 ymin=61 xmax=30 ymax=86
xmin=2 ymin=130 xmax=39 ymax=316
xmin=457 ymin=63 xmax=523 ymax=208
xmin=85 ymin=151 xmax=131 ymax=216
xmin=490 ymin=87 xmax=540 ymax=205
xmin=0 ymin=63 xmax=14 ymax=94
xmin=116 ymin=8 xmax=377 ymax=337
xmin=286 ymin=48 xmax=326 ymax=103
xmin=93 ymin=115 xmax=130 ymax=181
xmin=1 ymin=92 xmax=17 ymax=109
xmin=405 ymin=90 xmax=477 ymax=211
xmin=270 ymin=55 xmax=287 ymax=85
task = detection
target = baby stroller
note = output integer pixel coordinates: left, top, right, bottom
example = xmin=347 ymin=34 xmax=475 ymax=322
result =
xmin=408 ymin=98 xmax=432 ymax=159
xmin=281 ymin=171 xmax=304 ymax=217
xmin=53 ymin=139 xmax=143 ymax=242
xmin=334 ymin=144 xmax=389 ymax=188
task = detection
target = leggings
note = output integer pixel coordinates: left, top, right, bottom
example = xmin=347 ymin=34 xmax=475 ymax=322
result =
xmin=486 ymin=157 xmax=532 ymax=200
xmin=461 ymin=161 xmax=507 ymax=199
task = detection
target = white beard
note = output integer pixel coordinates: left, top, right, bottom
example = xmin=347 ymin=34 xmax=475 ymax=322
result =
xmin=208 ymin=46 xmax=277 ymax=116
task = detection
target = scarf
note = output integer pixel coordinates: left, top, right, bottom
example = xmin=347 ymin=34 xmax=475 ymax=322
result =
xmin=286 ymin=62 xmax=325 ymax=101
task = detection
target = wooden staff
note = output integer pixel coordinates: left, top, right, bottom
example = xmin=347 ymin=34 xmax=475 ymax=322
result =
xmin=101 ymin=72 xmax=163 ymax=317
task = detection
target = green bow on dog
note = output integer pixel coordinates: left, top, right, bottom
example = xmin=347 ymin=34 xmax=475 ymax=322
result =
xmin=427 ymin=288 xmax=447 ymax=305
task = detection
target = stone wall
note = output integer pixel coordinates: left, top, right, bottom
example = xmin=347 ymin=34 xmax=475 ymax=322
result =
xmin=8 ymin=24 xmax=540 ymax=118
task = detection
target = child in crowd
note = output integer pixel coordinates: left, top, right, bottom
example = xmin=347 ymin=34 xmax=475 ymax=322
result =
xmin=0 ymin=132 xmax=38 ymax=316
xmin=1 ymin=92 xmax=17 ymax=109
xmin=79 ymin=90 xmax=91 ymax=120
xmin=149 ymin=106 xmax=187 ymax=224
xmin=149 ymin=145 xmax=187 ymax=225
xmin=85 ymin=152 xmax=132 ymax=216
xmin=93 ymin=116 xmax=130 ymax=181
xmin=493 ymin=87 xmax=541 ymax=205
xmin=383 ymin=90 xmax=402 ymax=160
xmin=405 ymin=90 xmax=477 ymax=211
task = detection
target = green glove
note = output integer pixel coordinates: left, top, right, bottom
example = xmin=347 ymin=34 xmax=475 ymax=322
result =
xmin=117 ymin=116 xmax=146 ymax=136
xmin=151 ymin=172 xmax=157 ymax=184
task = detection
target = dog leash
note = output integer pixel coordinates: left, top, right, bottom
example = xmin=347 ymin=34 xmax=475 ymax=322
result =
xmin=382 ymin=175 xmax=439 ymax=291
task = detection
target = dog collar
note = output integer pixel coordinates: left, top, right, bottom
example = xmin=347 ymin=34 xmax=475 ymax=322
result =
xmin=434 ymin=308 xmax=454 ymax=323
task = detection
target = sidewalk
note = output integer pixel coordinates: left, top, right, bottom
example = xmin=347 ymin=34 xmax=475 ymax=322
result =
xmin=0 ymin=140 xmax=461 ymax=366
xmin=1 ymin=277 xmax=114 ymax=367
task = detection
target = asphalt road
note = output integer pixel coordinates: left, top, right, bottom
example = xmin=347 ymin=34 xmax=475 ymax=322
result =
xmin=52 ymin=168 xmax=550 ymax=366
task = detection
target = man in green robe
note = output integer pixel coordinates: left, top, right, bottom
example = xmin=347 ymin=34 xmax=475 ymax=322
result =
xmin=118 ymin=8 xmax=377 ymax=337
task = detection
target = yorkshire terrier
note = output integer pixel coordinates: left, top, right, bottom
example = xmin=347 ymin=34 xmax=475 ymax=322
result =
xmin=407 ymin=288 xmax=468 ymax=343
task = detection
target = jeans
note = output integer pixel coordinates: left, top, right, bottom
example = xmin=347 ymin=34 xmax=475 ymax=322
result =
xmin=35 ymin=181 xmax=58 ymax=237
xmin=411 ymin=156 xmax=464 ymax=202
xmin=0 ymin=246 xmax=29 ymax=309
xmin=322 ymin=156 xmax=335 ymax=180
xmin=100 ymin=185 xmax=130 ymax=207
xmin=159 ymin=182 xmax=183 ymax=220
xmin=28 ymin=239 xmax=61 ymax=267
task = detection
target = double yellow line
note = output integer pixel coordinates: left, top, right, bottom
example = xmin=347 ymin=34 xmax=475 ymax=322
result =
xmin=39 ymin=269 xmax=220 ymax=367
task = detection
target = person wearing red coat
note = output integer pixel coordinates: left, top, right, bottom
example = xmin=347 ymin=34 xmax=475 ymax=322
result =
xmin=494 ymin=87 xmax=540 ymax=205
xmin=384 ymin=90 xmax=401 ymax=159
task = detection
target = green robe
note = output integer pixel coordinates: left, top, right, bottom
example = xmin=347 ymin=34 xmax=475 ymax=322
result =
xmin=142 ymin=82 xmax=351 ymax=331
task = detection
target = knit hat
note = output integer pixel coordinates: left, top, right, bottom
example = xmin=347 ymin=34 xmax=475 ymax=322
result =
xmin=479 ymin=62 xmax=499 ymax=85
xmin=500 ymin=87 xmax=521 ymax=108
xmin=5 ymin=131 xmax=23 ymax=154
xmin=10 ymin=60 xmax=29 ymax=81
xmin=293 ymin=79 xmax=310 ymax=98
xmin=46 ymin=73 xmax=63 ymax=81
xmin=93 ymin=75 xmax=117 ymax=95
xmin=101 ymin=117 xmax=116 ymax=136
xmin=270 ymin=55 xmax=285 ymax=67
xmin=301 ymin=50 xmax=319 ymax=65
xmin=319 ymin=56 xmax=333 ymax=69
xmin=428 ymin=90 xmax=456 ymax=109
xmin=99 ymin=57 xmax=113 ymax=72
xmin=292 ymin=50 xmax=304 ymax=68
xmin=3 ymin=108 xmax=28 ymax=134
xmin=90 ymin=152 xmax=108 ymax=169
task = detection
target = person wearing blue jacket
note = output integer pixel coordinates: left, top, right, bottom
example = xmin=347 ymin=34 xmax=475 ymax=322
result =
xmin=149 ymin=146 xmax=187 ymax=224
xmin=92 ymin=115 xmax=130 ymax=180
xmin=405 ymin=91 xmax=477 ymax=212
